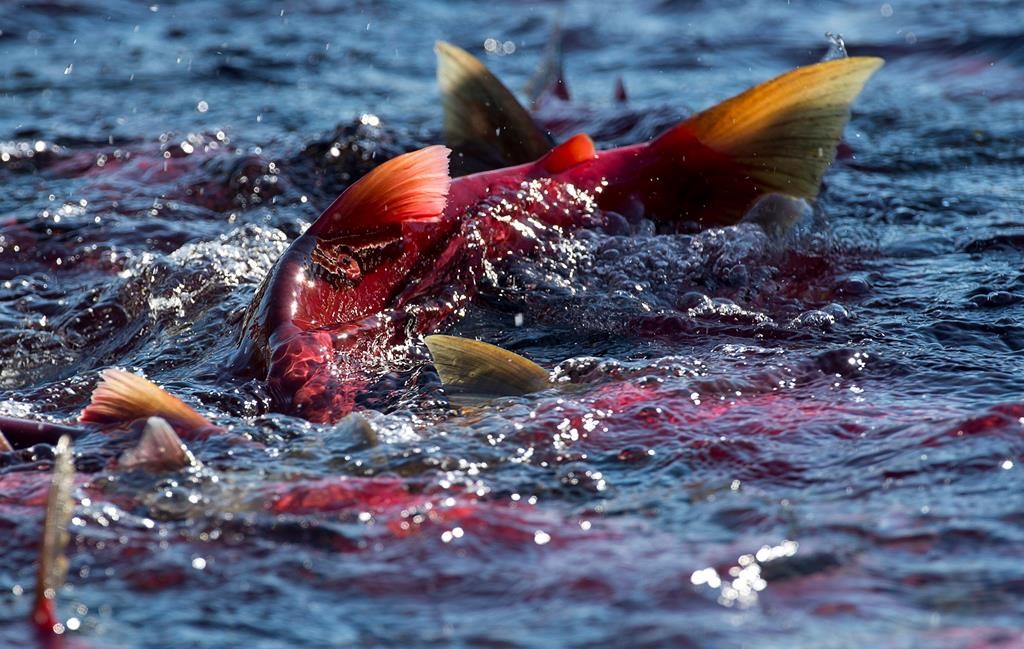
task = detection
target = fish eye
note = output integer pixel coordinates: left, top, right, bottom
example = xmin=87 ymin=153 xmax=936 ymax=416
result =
xmin=311 ymin=243 xmax=364 ymax=288
xmin=336 ymin=253 xmax=362 ymax=282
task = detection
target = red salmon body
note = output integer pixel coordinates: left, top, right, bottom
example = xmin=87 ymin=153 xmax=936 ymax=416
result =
xmin=235 ymin=57 xmax=883 ymax=423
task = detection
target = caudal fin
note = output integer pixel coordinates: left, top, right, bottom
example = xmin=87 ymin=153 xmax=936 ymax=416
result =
xmin=652 ymin=56 xmax=883 ymax=225
xmin=32 ymin=435 xmax=75 ymax=634
xmin=80 ymin=369 xmax=213 ymax=436
xmin=424 ymin=335 xmax=550 ymax=406
xmin=436 ymin=41 xmax=553 ymax=173
xmin=0 ymin=429 xmax=11 ymax=452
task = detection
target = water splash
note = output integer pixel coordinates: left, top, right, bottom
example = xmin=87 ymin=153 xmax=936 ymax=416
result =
xmin=822 ymin=31 xmax=849 ymax=61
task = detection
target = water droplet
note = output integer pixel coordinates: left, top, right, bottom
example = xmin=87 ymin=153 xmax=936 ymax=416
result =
xmin=822 ymin=32 xmax=848 ymax=61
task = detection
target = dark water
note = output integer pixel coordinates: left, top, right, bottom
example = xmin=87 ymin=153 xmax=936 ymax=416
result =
xmin=2 ymin=1 xmax=1024 ymax=647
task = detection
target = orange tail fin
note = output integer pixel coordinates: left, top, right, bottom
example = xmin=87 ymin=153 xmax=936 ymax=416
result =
xmin=651 ymin=56 xmax=883 ymax=225
xmin=80 ymin=369 xmax=214 ymax=437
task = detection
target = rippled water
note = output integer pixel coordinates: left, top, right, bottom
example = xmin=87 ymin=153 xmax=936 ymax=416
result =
xmin=2 ymin=1 xmax=1024 ymax=647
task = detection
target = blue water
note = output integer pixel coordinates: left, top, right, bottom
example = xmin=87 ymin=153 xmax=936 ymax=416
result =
xmin=2 ymin=1 xmax=1024 ymax=647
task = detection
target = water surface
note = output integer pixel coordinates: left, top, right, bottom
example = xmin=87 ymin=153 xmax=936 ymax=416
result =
xmin=2 ymin=1 xmax=1023 ymax=647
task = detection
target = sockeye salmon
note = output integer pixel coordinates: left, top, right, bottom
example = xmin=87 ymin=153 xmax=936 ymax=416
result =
xmin=234 ymin=49 xmax=883 ymax=423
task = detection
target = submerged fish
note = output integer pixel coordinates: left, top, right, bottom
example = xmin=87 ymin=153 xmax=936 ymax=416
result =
xmin=235 ymin=51 xmax=883 ymax=423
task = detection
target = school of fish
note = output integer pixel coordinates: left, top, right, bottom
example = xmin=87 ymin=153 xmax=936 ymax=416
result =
xmin=0 ymin=39 xmax=884 ymax=642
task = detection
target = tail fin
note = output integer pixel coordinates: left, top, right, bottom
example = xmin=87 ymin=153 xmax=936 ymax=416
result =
xmin=80 ymin=369 xmax=214 ymax=437
xmin=0 ymin=429 xmax=11 ymax=452
xmin=436 ymin=41 xmax=553 ymax=173
xmin=32 ymin=435 xmax=75 ymax=634
xmin=652 ymin=56 xmax=883 ymax=225
xmin=424 ymin=335 xmax=550 ymax=406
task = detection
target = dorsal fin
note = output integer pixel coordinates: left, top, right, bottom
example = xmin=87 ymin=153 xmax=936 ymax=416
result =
xmin=32 ymin=435 xmax=75 ymax=634
xmin=424 ymin=335 xmax=551 ymax=406
xmin=119 ymin=417 xmax=198 ymax=471
xmin=436 ymin=41 xmax=553 ymax=173
xmin=525 ymin=22 xmax=571 ymax=106
xmin=0 ymin=429 xmax=11 ymax=452
xmin=312 ymin=145 xmax=451 ymax=237
xmin=80 ymin=369 xmax=213 ymax=435
xmin=613 ymin=77 xmax=628 ymax=103
xmin=649 ymin=56 xmax=883 ymax=225
xmin=538 ymin=133 xmax=597 ymax=174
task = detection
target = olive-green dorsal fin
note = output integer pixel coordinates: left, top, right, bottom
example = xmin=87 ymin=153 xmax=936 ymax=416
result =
xmin=424 ymin=335 xmax=550 ymax=406
xmin=435 ymin=41 xmax=554 ymax=173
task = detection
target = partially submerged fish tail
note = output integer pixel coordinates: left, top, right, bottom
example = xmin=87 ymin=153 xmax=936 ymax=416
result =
xmin=436 ymin=41 xmax=554 ymax=173
xmin=80 ymin=369 xmax=214 ymax=437
xmin=32 ymin=435 xmax=75 ymax=634
xmin=651 ymin=56 xmax=884 ymax=225
xmin=424 ymin=335 xmax=550 ymax=406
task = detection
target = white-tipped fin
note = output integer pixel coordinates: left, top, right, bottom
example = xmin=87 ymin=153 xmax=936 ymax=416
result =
xmin=32 ymin=435 xmax=75 ymax=633
xmin=120 ymin=417 xmax=199 ymax=472
xmin=0 ymin=428 xmax=12 ymax=452
xmin=424 ymin=335 xmax=551 ymax=406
